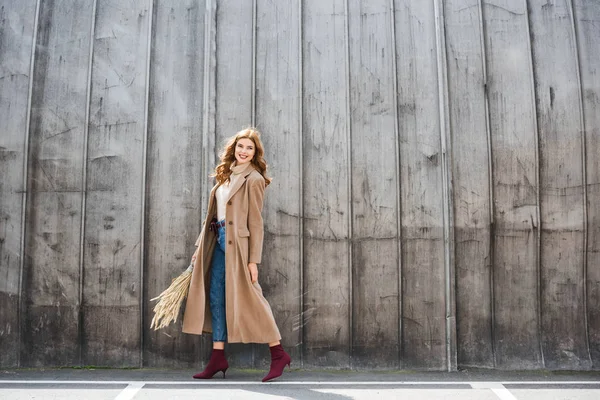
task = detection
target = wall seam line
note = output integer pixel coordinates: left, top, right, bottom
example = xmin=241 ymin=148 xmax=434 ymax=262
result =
xmin=78 ymin=0 xmax=98 ymax=367
xmin=201 ymin=0 xmax=214 ymax=265
xmin=434 ymin=0 xmax=457 ymax=372
xmin=251 ymin=0 xmax=257 ymax=367
xmin=477 ymin=0 xmax=497 ymax=369
xmin=251 ymin=0 xmax=257 ymax=128
xmin=524 ymin=0 xmax=545 ymax=369
xmin=200 ymin=0 xmax=215 ymax=365
xmin=389 ymin=0 xmax=403 ymax=371
xmin=568 ymin=0 xmax=592 ymax=368
xmin=202 ymin=0 xmax=218 ymax=364
xmin=18 ymin=0 xmax=42 ymax=369
xmin=139 ymin=0 xmax=155 ymax=368
xmin=343 ymin=0 xmax=354 ymax=369
xmin=213 ymin=0 xmax=219 ymax=169
xmin=298 ymin=0 xmax=305 ymax=369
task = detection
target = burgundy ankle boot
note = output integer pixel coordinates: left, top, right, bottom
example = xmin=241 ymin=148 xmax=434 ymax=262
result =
xmin=193 ymin=349 xmax=229 ymax=379
xmin=262 ymin=344 xmax=291 ymax=382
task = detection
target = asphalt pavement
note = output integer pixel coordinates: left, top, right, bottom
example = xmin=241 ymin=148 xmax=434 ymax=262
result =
xmin=1 ymin=368 xmax=599 ymax=400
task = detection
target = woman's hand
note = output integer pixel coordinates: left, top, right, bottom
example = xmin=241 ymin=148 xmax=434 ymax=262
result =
xmin=248 ymin=262 xmax=258 ymax=283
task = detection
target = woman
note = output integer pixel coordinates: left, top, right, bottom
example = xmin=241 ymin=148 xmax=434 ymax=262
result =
xmin=182 ymin=127 xmax=291 ymax=382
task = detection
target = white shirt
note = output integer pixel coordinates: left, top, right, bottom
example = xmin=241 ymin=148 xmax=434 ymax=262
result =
xmin=216 ymin=182 xmax=231 ymax=221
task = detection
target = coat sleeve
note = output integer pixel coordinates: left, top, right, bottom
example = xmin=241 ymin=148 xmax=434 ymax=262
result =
xmin=247 ymin=174 xmax=265 ymax=264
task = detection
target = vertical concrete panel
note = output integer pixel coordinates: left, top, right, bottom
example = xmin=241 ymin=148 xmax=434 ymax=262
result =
xmin=200 ymin=0 xmax=217 ymax=225
xmin=83 ymin=0 xmax=151 ymax=366
xmin=433 ymin=0 xmax=458 ymax=372
xmin=302 ymin=0 xmax=350 ymax=368
xmin=143 ymin=0 xmax=206 ymax=368
xmin=394 ymin=0 xmax=446 ymax=370
xmin=254 ymin=0 xmax=302 ymax=366
xmin=528 ymin=0 xmax=591 ymax=369
xmin=444 ymin=0 xmax=493 ymax=368
xmin=483 ymin=0 xmax=542 ymax=369
xmin=0 ymin=0 xmax=38 ymax=368
xmin=213 ymin=0 xmax=254 ymax=367
xmin=22 ymin=0 xmax=93 ymax=367
xmin=215 ymin=0 xmax=253 ymax=144
xmin=347 ymin=0 xmax=399 ymax=369
xmin=573 ymin=0 xmax=600 ymax=368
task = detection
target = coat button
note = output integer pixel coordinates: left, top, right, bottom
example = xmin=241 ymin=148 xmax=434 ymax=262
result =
xmin=227 ymin=201 xmax=232 ymax=205
xmin=228 ymin=240 xmax=232 ymax=244
xmin=228 ymin=221 xmax=233 ymax=225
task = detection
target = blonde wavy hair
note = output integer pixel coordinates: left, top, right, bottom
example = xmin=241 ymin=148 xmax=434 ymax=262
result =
xmin=213 ymin=127 xmax=271 ymax=186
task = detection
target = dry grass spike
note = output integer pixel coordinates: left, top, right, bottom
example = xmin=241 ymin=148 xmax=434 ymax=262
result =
xmin=150 ymin=264 xmax=193 ymax=330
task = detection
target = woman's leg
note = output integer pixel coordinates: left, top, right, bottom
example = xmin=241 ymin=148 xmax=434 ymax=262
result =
xmin=193 ymin=228 xmax=228 ymax=379
xmin=209 ymin=241 xmax=227 ymax=343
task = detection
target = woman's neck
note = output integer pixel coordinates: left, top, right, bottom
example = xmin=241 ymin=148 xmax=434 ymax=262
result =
xmin=230 ymin=161 xmax=252 ymax=176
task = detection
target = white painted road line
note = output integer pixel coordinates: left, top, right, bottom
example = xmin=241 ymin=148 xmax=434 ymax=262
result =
xmin=471 ymin=382 xmax=518 ymax=400
xmin=490 ymin=387 xmax=518 ymax=400
xmin=114 ymin=382 xmax=144 ymax=400
xmin=130 ymin=389 xmax=294 ymax=399
xmin=314 ymin=388 xmax=490 ymax=400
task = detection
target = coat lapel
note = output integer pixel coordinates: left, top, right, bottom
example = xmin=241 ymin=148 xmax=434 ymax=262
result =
xmin=225 ymin=164 xmax=255 ymax=204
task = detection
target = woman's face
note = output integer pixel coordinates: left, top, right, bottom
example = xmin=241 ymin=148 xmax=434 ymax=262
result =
xmin=235 ymin=138 xmax=255 ymax=165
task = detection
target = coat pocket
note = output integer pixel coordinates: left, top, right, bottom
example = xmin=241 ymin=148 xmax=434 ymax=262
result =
xmin=238 ymin=228 xmax=250 ymax=238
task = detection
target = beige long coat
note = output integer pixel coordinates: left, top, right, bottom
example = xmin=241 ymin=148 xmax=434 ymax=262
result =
xmin=182 ymin=165 xmax=281 ymax=343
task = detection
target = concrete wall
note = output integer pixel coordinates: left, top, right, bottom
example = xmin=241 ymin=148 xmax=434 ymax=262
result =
xmin=0 ymin=0 xmax=598 ymax=370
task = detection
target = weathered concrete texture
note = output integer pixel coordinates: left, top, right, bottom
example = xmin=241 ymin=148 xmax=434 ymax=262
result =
xmin=348 ymin=0 xmax=399 ymax=370
xmin=0 ymin=0 xmax=599 ymax=370
xmin=143 ymin=0 xmax=207 ymax=369
xmin=212 ymin=0 xmax=255 ymax=369
xmin=484 ymin=0 xmax=543 ymax=370
xmin=23 ymin=0 xmax=94 ymax=367
xmin=394 ymin=0 xmax=447 ymax=370
xmin=0 ymin=293 xmax=19 ymax=367
xmin=573 ymin=0 xmax=600 ymax=369
xmin=0 ymin=0 xmax=37 ymax=368
xmin=529 ymin=0 xmax=591 ymax=370
xmin=82 ymin=0 xmax=152 ymax=367
xmin=445 ymin=0 xmax=493 ymax=369
xmin=255 ymin=0 xmax=302 ymax=368
xmin=302 ymin=0 xmax=351 ymax=369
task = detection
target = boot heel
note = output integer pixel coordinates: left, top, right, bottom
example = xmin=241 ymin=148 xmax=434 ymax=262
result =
xmin=222 ymin=368 xmax=228 ymax=378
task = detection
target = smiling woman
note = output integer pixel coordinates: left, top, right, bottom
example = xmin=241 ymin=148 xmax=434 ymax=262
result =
xmin=182 ymin=127 xmax=291 ymax=382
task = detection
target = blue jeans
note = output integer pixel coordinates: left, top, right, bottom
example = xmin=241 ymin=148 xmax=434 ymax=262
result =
xmin=209 ymin=221 xmax=227 ymax=342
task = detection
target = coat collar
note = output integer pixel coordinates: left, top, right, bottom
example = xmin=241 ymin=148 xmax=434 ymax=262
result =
xmin=209 ymin=163 xmax=256 ymax=209
xmin=225 ymin=162 xmax=255 ymax=203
